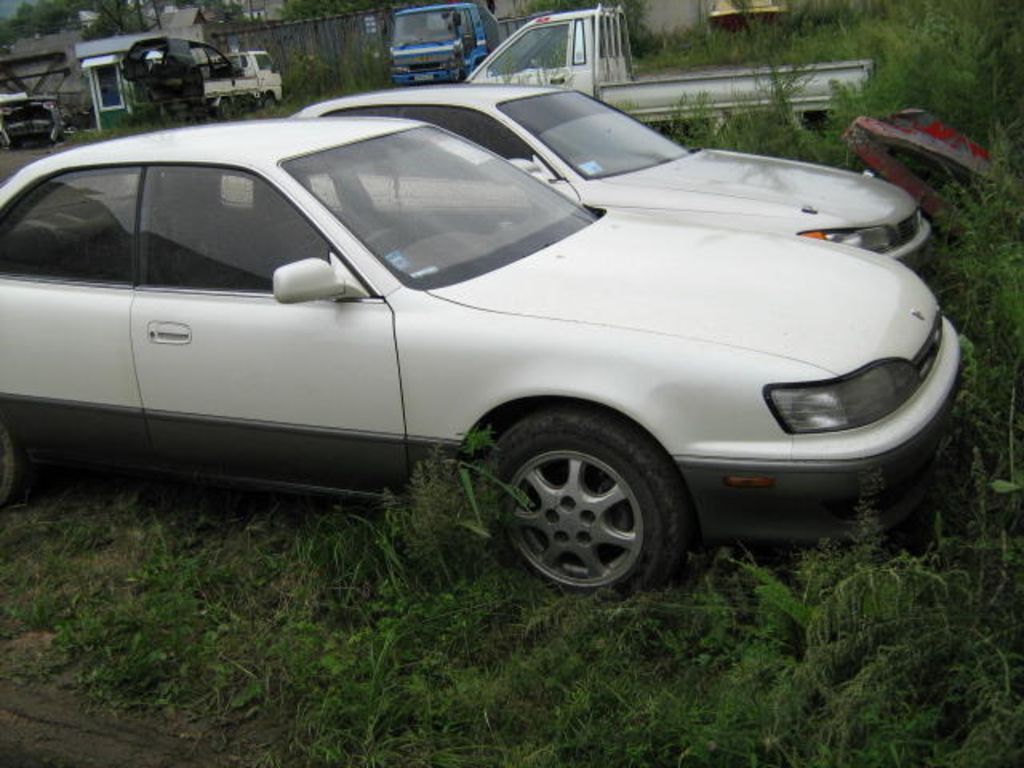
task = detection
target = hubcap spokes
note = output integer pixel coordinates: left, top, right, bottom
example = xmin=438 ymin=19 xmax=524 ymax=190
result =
xmin=511 ymin=451 xmax=642 ymax=588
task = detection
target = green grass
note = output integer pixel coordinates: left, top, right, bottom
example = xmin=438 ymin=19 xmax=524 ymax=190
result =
xmin=2 ymin=0 xmax=1023 ymax=765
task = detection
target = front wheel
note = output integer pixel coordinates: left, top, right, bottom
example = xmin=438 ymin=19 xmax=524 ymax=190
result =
xmin=496 ymin=407 xmax=693 ymax=592
xmin=0 ymin=417 xmax=30 ymax=508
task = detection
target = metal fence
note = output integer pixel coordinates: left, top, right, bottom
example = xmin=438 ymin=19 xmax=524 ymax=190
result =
xmin=208 ymin=9 xmax=394 ymax=98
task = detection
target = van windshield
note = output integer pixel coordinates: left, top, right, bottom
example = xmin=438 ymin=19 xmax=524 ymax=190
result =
xmin=394 ymin=11 xmax=456 ymax=45
xmin=499 ymin=91 xmax=688 ymax=179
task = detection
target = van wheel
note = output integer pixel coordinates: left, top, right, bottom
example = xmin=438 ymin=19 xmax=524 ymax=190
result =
xmin=0 ymin=417 xmax=30 ymax=508
xmin=496 ymin=406 xmax=692 ymax=592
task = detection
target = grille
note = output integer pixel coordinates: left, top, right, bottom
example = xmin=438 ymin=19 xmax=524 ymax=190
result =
xmin=409 ymin=60 xmax=446 ymax=72
xmin=891 ymin=212 xmax=920 ymax=249
xmin=870 ymin=212 xmax=920 ymax=254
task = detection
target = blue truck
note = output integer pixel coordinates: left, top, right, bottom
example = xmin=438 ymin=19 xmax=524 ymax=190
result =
xmin=390 ymin=3 xmax=501 ymax=85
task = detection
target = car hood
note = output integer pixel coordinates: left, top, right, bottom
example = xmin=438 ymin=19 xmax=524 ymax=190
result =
xmin=590 ymin=149 xmax=916 ymax=229
xmin=430 ymin=214 xmax=938 ymax=375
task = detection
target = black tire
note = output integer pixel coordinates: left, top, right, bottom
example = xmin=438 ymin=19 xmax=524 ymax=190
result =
xmin=0 ymin=417 xmax=30 ymax=508
xmin=496 ymin=406 xmax=693 ymax=592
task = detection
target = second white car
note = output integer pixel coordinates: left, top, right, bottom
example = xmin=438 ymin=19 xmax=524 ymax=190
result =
xmin=295 ymin=85 xmax=932 ymax=264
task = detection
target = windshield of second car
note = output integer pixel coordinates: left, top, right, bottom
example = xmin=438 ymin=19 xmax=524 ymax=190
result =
xmin=499 ymin=91 xmax=688 ymax=178
xmin=283 ymin=126 xmax=595 ymax=289
xmin=393 ymin=10 xmax=456 ymax=45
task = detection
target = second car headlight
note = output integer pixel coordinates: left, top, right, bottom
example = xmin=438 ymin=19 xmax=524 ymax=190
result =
xmin=765 ymin=360 xmax=921 ymax=434
xmin=800 ymin=225 xmax=895 ymax=253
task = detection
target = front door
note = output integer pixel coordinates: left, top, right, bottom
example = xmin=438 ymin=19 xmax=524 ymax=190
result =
xmin=130 ymin=165 xmax=406 ymax=492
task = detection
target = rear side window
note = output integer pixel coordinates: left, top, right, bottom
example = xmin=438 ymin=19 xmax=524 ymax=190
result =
xmin=0 ymin=167 xmax=139 ymax=284
xmin=326 ymin=104 xmax=535 ymax=160
xmin=140 ymin=165 xmax=329 ymax=292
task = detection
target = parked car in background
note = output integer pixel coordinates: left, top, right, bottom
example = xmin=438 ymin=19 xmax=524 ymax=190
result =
xmin=227 ymin=50 xmax=283 ymax=107
xmin=0 ymin=92 xmax=63 ymax=148
xmin=0 ymin=120 xmax=958 ymax=592
xmin=391 ymin=2 xmax=502 ymax=84
xmin=295 ymin=86 xmax=932 ymax=263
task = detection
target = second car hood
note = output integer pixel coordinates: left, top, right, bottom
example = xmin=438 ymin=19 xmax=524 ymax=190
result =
xmin=593 ymin=149 xmax=916 ymax=227
xmin=430 ymin=214 xmax=937 ymax=375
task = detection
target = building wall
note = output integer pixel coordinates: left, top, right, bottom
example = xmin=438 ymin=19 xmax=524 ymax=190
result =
xmin=2 ymin=30 xmax=86 ymax=108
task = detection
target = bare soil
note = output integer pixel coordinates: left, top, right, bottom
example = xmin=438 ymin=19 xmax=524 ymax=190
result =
xmin=0 ymin=621 xmax=228 ymax=767
xmin=0 ymin=143 xmax=68 ymax=183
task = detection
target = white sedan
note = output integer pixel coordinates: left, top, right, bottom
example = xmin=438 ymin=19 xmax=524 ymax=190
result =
xmin=294 ymin=85 xmax=932 ymax=264
xmin=0 ymin=120 xmax=957 ymax=591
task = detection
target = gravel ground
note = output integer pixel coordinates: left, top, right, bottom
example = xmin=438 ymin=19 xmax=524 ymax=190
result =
xmin=0 ymin=142 xmax=70 ymax=183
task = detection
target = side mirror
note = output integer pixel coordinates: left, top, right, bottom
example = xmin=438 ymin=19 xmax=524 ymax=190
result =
xmin=273 ymin=256 xmax=368 ymax=304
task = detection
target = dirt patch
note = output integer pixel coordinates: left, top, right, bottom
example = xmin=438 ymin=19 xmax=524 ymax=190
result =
xmin=0 ymin=680 xmax=219 ymax=768
xmin=0 ymin=622 xmax=232 ymax=768
xmin=0 ymin=143 xmax=68 ymax=183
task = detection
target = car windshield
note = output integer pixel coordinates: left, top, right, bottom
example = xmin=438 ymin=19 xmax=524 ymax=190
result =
xmin=283 ymin=126 xmax=595 ymax=289
xmin=499 ymin=91 xmax=688 ymax=179
xmin=393 ymin=10 xmax=455 ymax=45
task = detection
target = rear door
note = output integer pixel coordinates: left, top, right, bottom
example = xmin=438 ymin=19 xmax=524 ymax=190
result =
xmin=0 ymin=167 xmax=150 ymax=465
xmin=130 ymin=165 xmax=407 ymax=491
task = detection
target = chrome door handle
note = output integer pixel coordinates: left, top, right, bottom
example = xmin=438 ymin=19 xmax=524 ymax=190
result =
xmin=147 ymin=321 xmax=192 ymax=345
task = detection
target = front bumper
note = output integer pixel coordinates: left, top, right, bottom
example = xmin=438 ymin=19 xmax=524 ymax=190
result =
xmin=392 ymin=67 xmax=460 ymax=85
xmin=676 ymin=317 xmax=960 ymax=543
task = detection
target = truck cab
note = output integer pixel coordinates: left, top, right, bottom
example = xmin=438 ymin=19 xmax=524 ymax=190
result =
xmin=467 ymin=5 xmax=631 ymax=94
xmin=391 ymin=2 xmax=500 ymax=85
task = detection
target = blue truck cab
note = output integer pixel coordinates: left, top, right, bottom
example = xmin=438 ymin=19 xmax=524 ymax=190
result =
xmin=391 ymin=3 xmax=500 ymax=85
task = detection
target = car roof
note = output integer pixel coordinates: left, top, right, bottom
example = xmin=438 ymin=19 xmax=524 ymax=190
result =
xmin=296 ymin=84 xmax=561 ymax=117
xmin=10 ymin=118 xmax=417 ymax=183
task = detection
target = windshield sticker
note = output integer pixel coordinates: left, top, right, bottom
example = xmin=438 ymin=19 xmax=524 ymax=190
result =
xmin=578 ymin=160 xmax=604 ymax=176
xmin=411 ymin=265 xmax=439 ymax=279
xmin=385 ymin=250 xmax=411 ymax=270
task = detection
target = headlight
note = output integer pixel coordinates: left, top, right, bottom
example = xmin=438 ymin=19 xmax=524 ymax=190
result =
xmin=800 ymin=225 xmax=895 ymax=253
xmin=765 ymin=360 xmax=921 ymax=434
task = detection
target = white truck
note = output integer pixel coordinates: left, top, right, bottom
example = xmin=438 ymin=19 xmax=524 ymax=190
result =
xmin=467 ymin=5 xmax=872 ymax=122
xmin=227 ymin=50 xmax=283 ymax=108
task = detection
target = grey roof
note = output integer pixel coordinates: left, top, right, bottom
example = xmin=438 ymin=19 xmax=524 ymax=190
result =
xmin=75 ymin=33 xmax=161 ymax=60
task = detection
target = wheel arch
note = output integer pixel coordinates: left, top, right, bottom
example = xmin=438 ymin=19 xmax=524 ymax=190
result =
xmin=465 ymin=395 xmax=701 ymax=538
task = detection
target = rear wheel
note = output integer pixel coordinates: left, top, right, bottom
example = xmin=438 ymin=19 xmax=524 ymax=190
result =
xmin=496 ymin=406 xmax=693 ymax=592
xmin=0 ymin=417 xmax=30 ymax=508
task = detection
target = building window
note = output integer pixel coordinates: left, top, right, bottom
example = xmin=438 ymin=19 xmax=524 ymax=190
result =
xmin=95 ymin=65 xmax=123 ymax=109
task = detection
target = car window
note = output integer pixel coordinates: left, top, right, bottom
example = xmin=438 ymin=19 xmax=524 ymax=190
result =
xmin=484 ymin=23 xmax=570 ymax=78
xmin=140 ymin=166 xmax=330 ymax=292
xmin=284 ymin=126 xmax=593 ymax=290
xmin=0 ymin=168 xmax=139 ymax=284
xmin=325 ymin=104 xmax=535 ymax=160
xmin=499 ymin=91 xmax=687 ymax=178
xmin=572 ymin=19 xmax=587 ymax=66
